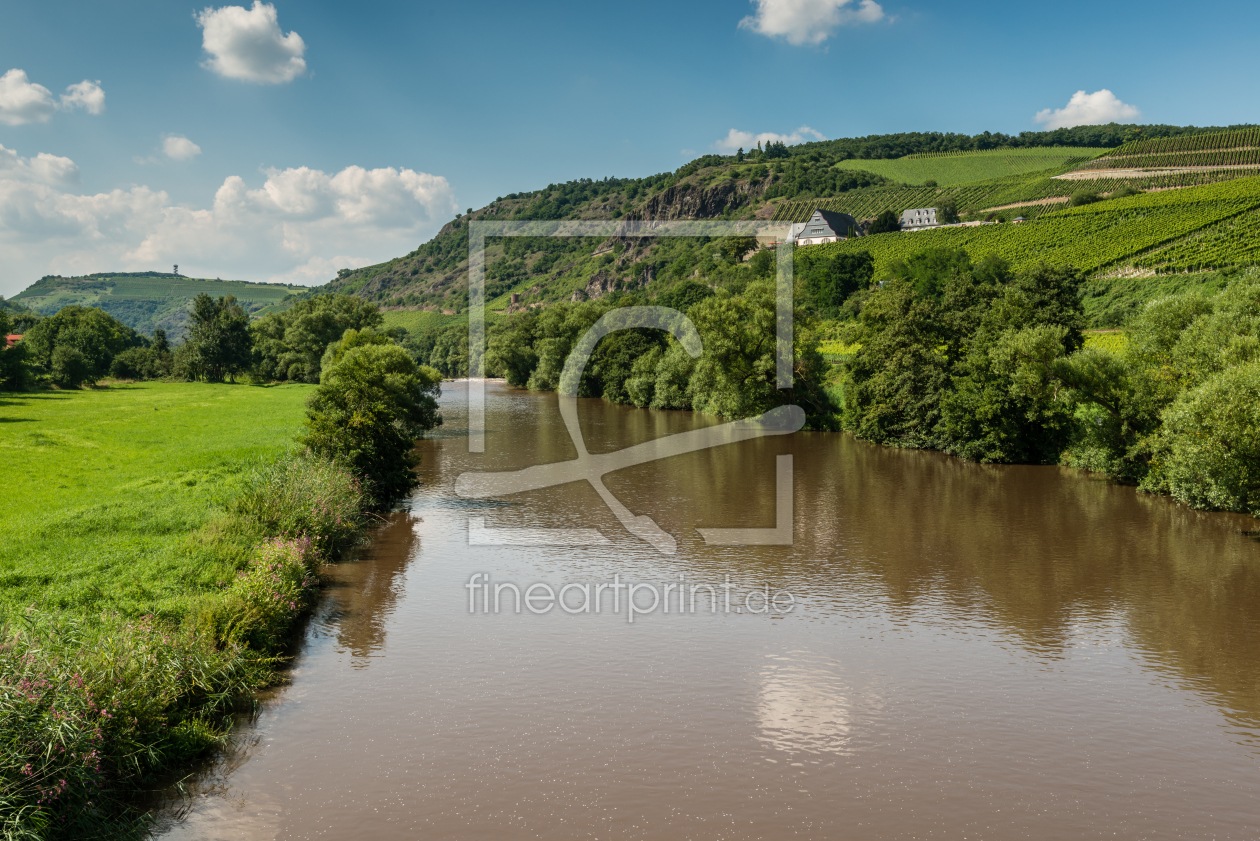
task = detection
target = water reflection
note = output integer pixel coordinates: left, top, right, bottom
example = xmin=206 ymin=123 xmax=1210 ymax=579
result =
xmin=757 ymin=655 xmax=856 ymax=757
xmin=321 ymin=512 xmax=420 ymax=666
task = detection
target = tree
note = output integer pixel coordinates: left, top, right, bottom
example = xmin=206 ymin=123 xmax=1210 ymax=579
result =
xmin=251 ymin=294 xmax=384 ymax=382
xmin=687 ymin=280 xmax=834 ymax=427
xmin=22 ymin=305 xmax=139 ymax=377
xmin=656 ymin=280 xmax=714 ymax=313
xmin=299 ymin=344 xmax=443 ymax=507
xmin=0 ymin=310 xmax=31 ymax=391
xmin=51 ymin=345 xmax=93 ymax=388
xmin=799 ymin=251 xmax=874 ymax=317
xmin=1070 ymin=190 xmax=1100 ymax=207
xmin=749 ymin=249 xmax=775 ymax=279
xmin=867 ymin=209 xmax=901 ymax=234
xmin=1143 ymin=362 xmax=1260 ymax=516
xmin=720 ymin=236 xmax=758 ymax=263
xmin=936 ymin=197 xmax=960 ymax=224
xmin=736 ymin=147 xmax=745 ymax=162
xmin=319 ymin=327 xmax=396 ymax=375
xmin=184 ymin=294 xmax=251 ymax=382
xmin=109 ymin=346 xmax=172 ymax=380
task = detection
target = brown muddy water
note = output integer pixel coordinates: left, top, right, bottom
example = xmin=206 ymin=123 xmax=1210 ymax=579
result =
xmin=158 ymin=381 xmax=1260 ymax=840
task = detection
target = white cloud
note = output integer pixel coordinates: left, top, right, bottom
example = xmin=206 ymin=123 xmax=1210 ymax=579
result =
xmin=1034 ymin=90 xmax=1140 ymax=130
xmin=714 ymin=125 xmax=826 ymax=153
xmin=163 ymin=135 xmax=202 ymax=161
xmin=0 ymin=70 xmax=106 ymax=125
xmin=0 ymin=144 xmax=81 ymax=187
xmin=196 ymin=2 xmax=307 ymax=84
xmin=0 ymin=69 xmax=55 ymax=126
xmin=60 ymin=80 xmax=105 ymax=115
xmin=739 ymin=0 xmax=884 ymax=46
xmin=0 ymin=146 xmax=457 ymax=297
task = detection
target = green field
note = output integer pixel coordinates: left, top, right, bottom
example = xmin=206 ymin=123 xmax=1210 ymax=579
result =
xmin=0 ymin=382 xmax=312 ymax=621
xmin=800 ymin=177 xmax=1260 ymax=277
xmin=832 ymin=147 xmax=1106 ymax=186
xmin=12 ymin=273 xmax=302 ymax=338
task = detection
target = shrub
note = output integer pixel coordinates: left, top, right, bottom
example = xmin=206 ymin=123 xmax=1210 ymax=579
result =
xmin=1142 ymin=362 xmax=1260 ymax=515
xmin=108 ymin=347 xmax=170 ymax=381
xmin=213 ymin=536 xmax=319 ymax=650
xmin=51 ymin=346 xmax=93 ymax=388
xmin=867 ymin=209 xmax=901 ymax=234
xmin=0 ymin=612 xmax=265 ymax=837
xmin=230 ymin=453 xmax=367 ymax=559
xmin=1070 ymin=190 xmax=1101 ymax=207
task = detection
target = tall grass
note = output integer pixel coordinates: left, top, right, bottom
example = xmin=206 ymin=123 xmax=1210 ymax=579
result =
xmin=1 ymin=450 xmax=375 ymax=838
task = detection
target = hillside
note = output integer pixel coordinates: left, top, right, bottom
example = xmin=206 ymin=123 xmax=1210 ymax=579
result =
xmin=12 ymin=272 xmax=303 ymax=337
xmin=833 ymin=147 xmax=1108 ymax=186
xmin=17 ymin=124 xmax=1255 ymax=342
xmin=294 ymin=123 xmax=1257 ymax=337
xmin=802 ymin=176 xmax=1260 ymax=277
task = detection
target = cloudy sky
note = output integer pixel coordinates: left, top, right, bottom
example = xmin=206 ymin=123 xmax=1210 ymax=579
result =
xmin=1 ymin=0 xmax=1256 ymax=298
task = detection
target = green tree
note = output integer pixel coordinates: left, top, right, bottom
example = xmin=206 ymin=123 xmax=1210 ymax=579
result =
xmin=319 ymin=327 xmax=397 ymax=374
xmin=720 ymin=236 xmax=758 ymax=263
xmin=656 ymin=280 xmax=714 ymax=313
xmin=1070 ymin=190 xmax=1101 ymax=207
xmin=749 ymin=249 xmax=775 ymax=278
xmin=184 ymin=294 xmax=251 ymax=382
xmin=51 ymin=345 xmax=93 ymax=388
xmin=867 ymin=209 xmax=901 ymax=235
xmin=0 ymin=311 xmax=31 ymax=391
xmin=300 ymin=344 xmax=443 ymax=507
xmin=22 ymin=305 xmax=138 ymax=377
xmin=109 ymin=347 xmax=171 ymax=380
xmin=799 ymin=251 xmax=874 ymax=317
xmin=251 ymin=294 xmax=384 ymax=382
xmin=688 ymin=280 xmax=834 ymax=427
xmin=1142 ymin=362 xmax=1260 ymax=515
xmin=936 ymin=197 xmax=960 ymax=224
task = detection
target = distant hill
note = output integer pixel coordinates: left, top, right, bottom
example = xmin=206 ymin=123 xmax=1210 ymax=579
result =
xmin=11 ymin=272 xmax=303 ymax=338
xmin=296 ymin=123 xmax=1257 ymax=334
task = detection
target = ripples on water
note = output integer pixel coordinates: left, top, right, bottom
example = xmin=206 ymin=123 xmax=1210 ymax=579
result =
xmin=159 ymin=382 xmax=1260 ymax=841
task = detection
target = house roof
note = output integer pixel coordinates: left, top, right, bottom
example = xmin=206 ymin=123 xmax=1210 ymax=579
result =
xmin=798 ymin=209 xmax=861 ymax=238
xmin=5 ymin=334 xmax=21 ymax=348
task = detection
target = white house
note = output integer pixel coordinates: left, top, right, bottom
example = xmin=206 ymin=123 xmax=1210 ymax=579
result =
xmin=790 ymin=209 xmax=863 ymax=246
xmin=900 ymin=207 xmax=939 ymax=230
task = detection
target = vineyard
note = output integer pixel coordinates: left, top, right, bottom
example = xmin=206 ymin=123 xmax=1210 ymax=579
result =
xmin=832 ymin=147 xmax=1105 ymax=187
xmin=795 ymin=177 xmax=1260 ymax=278
xmin=1106 ymin=128 xmax=1260 ymax=158
xmin=1076 ymin=149 xmax=1260 ymax=171
xmin=770 ymin=169 xmax=1260 ymax=223
xmin=1132 ymin=204 xmax=1260 ymax=273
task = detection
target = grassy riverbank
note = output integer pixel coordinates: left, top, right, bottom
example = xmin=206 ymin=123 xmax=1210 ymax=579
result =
xmin=0 ymin=381 xmax=380 ymax=838
xmin=0 ymin=383 xmax=312 ymax=620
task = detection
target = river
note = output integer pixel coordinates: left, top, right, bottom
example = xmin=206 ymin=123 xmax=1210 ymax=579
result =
xmin=159 ymin=381 xmax=1260 ymax=840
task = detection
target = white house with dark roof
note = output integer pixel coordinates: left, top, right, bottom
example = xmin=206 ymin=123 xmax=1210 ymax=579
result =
xmin=900 ymin=207 xmax=939 ymax=230
xmin=790 ymin=209 xmax=863 ymax=246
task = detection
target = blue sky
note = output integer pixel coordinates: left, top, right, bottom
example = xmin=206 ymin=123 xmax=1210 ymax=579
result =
xmin=1 ymin=0 xmax=1257 ymax=297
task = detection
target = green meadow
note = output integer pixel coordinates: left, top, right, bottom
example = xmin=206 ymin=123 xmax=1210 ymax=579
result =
xmin=0 ymin=382 xmax=312 ymax=621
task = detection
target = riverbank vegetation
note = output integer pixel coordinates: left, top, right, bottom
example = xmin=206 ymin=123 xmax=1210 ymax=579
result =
xmin=837 ymin=249 xmax=1260 ymax=517
xmin=1 ymin=323 xmax=442 ymax=835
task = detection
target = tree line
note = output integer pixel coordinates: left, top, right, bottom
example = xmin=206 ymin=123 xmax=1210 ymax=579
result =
xmin=838 ymin=248 xmax=1260 ymax=517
